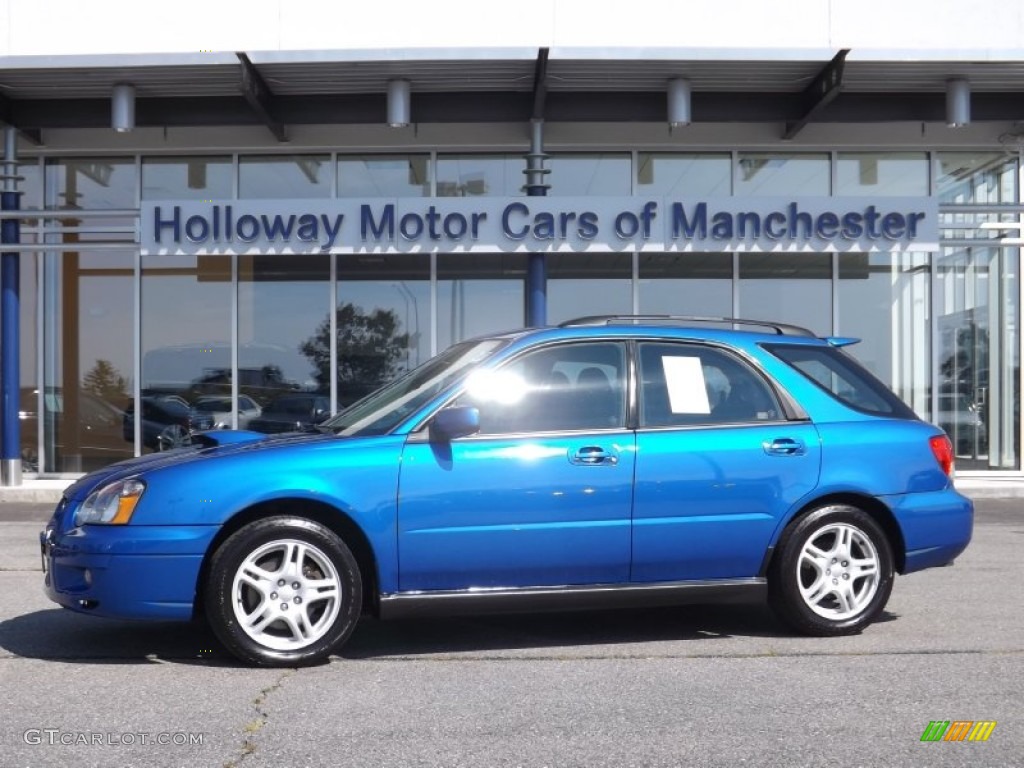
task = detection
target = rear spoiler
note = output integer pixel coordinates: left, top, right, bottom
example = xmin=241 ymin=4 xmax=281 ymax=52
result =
xmin=824 ymin=337 xmax=861 ymax=348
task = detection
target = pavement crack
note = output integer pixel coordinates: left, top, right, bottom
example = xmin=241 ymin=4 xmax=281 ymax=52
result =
xmin=223 ymin=668 xmax=295 ymax=768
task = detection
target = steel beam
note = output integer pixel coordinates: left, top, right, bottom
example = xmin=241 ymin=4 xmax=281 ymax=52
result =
xmin=236 ymin=52 xmax=287 ymax=142
xmin=783 ymin=49 xmax=849 ymax=140
xmin=532 ymin=48 xmax=550 ymax=121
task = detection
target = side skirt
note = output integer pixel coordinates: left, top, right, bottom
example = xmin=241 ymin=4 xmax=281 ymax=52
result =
xmin=378 ymin=578 xmax=766 ymax=620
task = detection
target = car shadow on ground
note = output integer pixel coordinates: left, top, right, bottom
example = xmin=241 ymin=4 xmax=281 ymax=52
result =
xmin=0 ymin=608 xmax=235 ymax=666
xmin=341 ymin=604 xmax=786 ymax=659
xmin=0 ymin=602 xmax=897 ymax=666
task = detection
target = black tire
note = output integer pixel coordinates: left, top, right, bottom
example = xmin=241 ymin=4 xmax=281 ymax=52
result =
xmin=768 ymin=504 xmax=894 ymax=636
xmin=204 ymin=516 xmax=362 ymax=667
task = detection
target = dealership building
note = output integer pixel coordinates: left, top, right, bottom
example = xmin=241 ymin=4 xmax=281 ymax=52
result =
xmin=1 ymin=0 xmax=1022 ymax=485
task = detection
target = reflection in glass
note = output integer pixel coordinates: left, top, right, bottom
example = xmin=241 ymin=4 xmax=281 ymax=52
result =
xmin=330 ymin=254 xmax=430 ymax=407
xmin=936 ymin=247 xmax=1019 ymax=470
xmin=838 ymin=253 xmax=930 ymax=418
xmin=140 ymin=255 xmax=231 ymax=454
xmin=436 ymin=155 xmax=524 ymax=197
xmin=735 ymin=153 xmax=829 ymax=196
xmin=15 ymin=163 xmax=41 ymax=471
xmin=42 ymin=252 xmax=135 ymax=472
xmin=936 ymin=152 xmax=1016 ymax=203
xmin=937 ymin=153 xmax=1019 ymax=243
xmin=636 ymin=154 xmax=731 ymax=197
xmin=548 ymin=154 xmax=631 ymax=196
xmin=836 ymin=153 xmax=928 ymax=196
xmin=40 ymin=159 xmax=138 ymax=473
xmin=239 ymin=256 xmax=330 ymax=422
xmin=639 ymin=253 xmax=733 ymax=317
xmin=338 ymin=155 xmax=430 ymax=197
xmin=739 ymin=253 xmax=832 ymax=336
xmin=438 ymin=254 xmax=525 ymax=351
xmin=141 ymin=156 xmax=232 ymax=200
xmin=240 ymin=155 xmax=331 ymax=198
xmin=46 ymin=158 xmax=137 ymax=210
xmin=547 ymin=253 xmax=632 ymax=325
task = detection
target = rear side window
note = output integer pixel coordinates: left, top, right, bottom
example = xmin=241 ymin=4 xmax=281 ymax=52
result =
xmin=639 ymin=342 xmax=782 ymax=427
xmin=766 ymin=344 xmax=917 ymax=419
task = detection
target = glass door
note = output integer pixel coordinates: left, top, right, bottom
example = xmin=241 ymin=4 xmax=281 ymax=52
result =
xmin=936 ymin=247 xmax=1019 ymax=470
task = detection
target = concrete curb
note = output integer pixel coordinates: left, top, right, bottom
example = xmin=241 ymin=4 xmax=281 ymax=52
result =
xmin=0 ymin=481 xmax=73 ymax=504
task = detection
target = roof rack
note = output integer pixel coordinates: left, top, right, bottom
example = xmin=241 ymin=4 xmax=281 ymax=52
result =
xmin=557 ymin=315 xmax=816 ymax=338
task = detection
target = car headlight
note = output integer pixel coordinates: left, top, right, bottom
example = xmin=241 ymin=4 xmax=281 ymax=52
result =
xmin=75 ymin=477 xmax=146 ymax=526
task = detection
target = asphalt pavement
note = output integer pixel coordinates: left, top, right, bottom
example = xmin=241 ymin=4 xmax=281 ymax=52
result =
xmin=0 ymin=498 xmax=1020 ymax=767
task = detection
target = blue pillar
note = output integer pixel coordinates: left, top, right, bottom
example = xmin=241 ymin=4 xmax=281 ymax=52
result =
xmin=526 ymin=252 xmax=546 ymax=328
xmin=1 ymin=127 xmax=20 ymax=485
xmin=524 ymin=119 xmax=549 ymax=327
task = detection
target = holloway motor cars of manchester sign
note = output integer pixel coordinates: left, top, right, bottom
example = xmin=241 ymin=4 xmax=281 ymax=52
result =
xmin=141 ymin=196 xmax=939 ymax=255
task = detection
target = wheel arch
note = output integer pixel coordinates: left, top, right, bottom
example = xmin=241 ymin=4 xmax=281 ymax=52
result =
xmin=192 ymin=498 xmax=380 ymax=621
xmin=761 ymin=492 xmax=907 ymax=577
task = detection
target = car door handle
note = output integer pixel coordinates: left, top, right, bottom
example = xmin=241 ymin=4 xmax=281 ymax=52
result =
xmin=569 ymin=446 xmax=619 ymax=466
xmin=763 ymin=438 xmax=806 ymax=456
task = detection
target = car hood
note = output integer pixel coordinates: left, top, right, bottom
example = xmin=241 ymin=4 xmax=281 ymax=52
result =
xmin=61 ymin=429 xmax=338 ymax=501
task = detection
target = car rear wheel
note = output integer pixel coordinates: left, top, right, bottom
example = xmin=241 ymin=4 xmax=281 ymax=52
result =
xmin=204 ymin=516 xmax=362 ymax=666
xmin=768 ymin=505 xmax=894 ymax=636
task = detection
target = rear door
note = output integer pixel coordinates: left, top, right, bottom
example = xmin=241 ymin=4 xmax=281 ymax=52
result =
xmin=632 ymin=341 xmax=821 ymax=582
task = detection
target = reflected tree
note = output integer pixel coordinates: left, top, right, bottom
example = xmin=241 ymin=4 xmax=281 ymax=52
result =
xmin=300 ymin=303 xmax=410 ymax=405
xmin=81 ymin=359 xmax=130 ymax=404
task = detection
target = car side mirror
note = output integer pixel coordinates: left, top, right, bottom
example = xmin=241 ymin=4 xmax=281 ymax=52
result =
xmin=430 ymin=406 xmax=480 ymax=441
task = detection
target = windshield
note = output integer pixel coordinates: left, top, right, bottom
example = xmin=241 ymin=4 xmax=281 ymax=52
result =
xmin=323 ymin=339 xmax=507 ymax=437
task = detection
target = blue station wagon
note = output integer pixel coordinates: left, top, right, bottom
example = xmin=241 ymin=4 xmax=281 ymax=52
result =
xmin=40 ymin=316 xmax=973 ymax=666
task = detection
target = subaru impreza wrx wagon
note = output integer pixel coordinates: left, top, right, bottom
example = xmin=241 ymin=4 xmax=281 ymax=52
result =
xmin=41 ymin=316 xmax=973 ymax=666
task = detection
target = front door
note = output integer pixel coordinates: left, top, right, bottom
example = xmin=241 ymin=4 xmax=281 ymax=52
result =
xmin=397 ymin=341 xmax=635 ymax=591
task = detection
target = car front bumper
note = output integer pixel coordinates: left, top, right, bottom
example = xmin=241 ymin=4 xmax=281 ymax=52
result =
xmin=40 ymin=504 xmax=218 ymax=621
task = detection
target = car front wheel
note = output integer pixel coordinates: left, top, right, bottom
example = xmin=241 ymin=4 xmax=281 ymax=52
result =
xmin=204 ymin=516 xmax=362 ymax=666
xmin=768 ymin=505 xmax=894 ymax=636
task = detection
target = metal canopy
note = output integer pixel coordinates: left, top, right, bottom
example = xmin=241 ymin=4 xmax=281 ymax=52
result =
xmin=0 ymin=50 xmax=1021 ymax=133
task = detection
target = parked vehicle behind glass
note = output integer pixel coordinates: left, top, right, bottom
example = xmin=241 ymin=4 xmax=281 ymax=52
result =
xmin=192 ymin=395 xmax=263 ymax=430
xmin=122 ymin=396 xmax=216 ymax=451
xmin=247 ymin=393 xmax=331 ymax=434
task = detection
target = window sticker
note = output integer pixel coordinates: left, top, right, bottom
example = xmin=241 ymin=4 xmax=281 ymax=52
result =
xmin=661 ymin=356 xmax=711 ymax=414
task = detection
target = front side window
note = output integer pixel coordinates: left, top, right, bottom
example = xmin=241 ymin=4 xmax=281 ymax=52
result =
xmin=639 ymin=342 xmax=782 ymax=427
xmin=458 ymin=342 xmax=627 ymax=435
xmin=325 ymin=339 xmax=507 ymax=437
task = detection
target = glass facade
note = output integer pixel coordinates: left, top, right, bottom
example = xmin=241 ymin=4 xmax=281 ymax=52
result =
xmin=8 ymin=150 xmax=1021 ymax=475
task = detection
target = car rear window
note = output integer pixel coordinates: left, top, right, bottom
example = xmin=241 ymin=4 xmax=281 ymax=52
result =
xmin=765 ymin=344 xmax=918 ymax=419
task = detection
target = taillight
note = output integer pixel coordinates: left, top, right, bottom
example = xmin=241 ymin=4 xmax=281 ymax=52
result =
xmin=929 ymin=434 xmax=954 ymax=477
